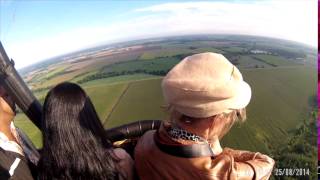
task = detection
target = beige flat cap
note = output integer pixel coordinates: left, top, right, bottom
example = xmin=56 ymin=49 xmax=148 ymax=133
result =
xmin=162 ymin=52 xmax=251 ymax=118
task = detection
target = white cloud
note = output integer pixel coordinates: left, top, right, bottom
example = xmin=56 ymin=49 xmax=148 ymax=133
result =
xmin=3 ymin=0 xmax=317 ymax=69
xmin=135 ymin=1 xmax=317 ymax=46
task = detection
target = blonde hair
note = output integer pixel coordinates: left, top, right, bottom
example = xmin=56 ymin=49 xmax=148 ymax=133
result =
xmin=166 ymin=106 xmax=246 ymax=139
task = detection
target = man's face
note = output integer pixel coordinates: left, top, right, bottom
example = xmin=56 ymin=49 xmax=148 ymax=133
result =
xmin=0 ymin=85 xmax=16 ymax=115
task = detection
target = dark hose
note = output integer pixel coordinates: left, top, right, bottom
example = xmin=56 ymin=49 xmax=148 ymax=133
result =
xmin=105 ymin=120 xmax=162 ymax=142
xmin=0 ymin=41 xmax=42 ymax=128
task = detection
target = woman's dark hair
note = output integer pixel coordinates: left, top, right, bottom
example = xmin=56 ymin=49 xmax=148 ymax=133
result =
xmin=38 ymin=82 xmax=118 ymax=180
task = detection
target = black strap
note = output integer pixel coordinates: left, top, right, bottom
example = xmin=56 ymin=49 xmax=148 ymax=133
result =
xmin=0 ymin=148 xmax=34 ymax=180
xmin=154 ymin=131 xmax=215 ymax=158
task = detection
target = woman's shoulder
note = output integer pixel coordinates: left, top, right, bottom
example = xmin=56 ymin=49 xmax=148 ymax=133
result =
xmin=111 ymin=148 xmax=135 ymax=180
xmin=112 ymin=148 xmax=131 ymax=160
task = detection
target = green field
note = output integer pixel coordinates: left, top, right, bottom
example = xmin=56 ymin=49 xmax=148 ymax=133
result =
xmin=101 ymin=57 xmax=181 ymax=73
xmin=223 ymin=66 xmax=316 ymax=152
xmin=237 ymin=55 xmax=273 ymax=68
xmin=14 ymin=114 xmax=42 ymax=147
xmin=82 ymin=74 xmax=159 ymax=87
xmin=191 ymin=47 xmax=224 ymax=54
xmin=84 ymin=83 xmax=129 ymax=124
xmin=45 ymin=66 xmax=67 ymax=79
xmin=252 ymin=54 xmax=299 ymax=67
xmin=223 ymin=46 xmax=247 ymax=53
xmin=105 ymin=78 xmax=166 ymax=128
xmin=139 ymin=49 xmax=190 ymax=60
xmin=139 ymin=47 xmax=225 ymax=60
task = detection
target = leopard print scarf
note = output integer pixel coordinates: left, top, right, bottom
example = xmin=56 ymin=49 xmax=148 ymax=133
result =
xmin=168 ymin=127 xmax=207 ymax=143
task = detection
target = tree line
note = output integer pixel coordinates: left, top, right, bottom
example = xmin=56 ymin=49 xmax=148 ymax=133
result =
xmin=77 ymin=69 xmax=169 ymax=84
xmin=272 ymin=111 xmax=317 ymax=180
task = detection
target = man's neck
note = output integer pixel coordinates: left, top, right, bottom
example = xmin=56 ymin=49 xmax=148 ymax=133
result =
xmin=207 ymin=136 xmax=223 ymax=155
xmin=0 ymin=116 xmax=16 ymax=142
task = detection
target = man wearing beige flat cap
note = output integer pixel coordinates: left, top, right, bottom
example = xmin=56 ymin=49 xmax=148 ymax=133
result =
xmin=135 ymin=52 xmax=275 ymax=180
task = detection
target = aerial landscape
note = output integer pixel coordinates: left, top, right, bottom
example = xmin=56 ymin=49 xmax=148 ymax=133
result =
xmin=13 ymin=34 xmax=317 ymax=178
xmin=0 ymin=0 xmax=317 ymax=179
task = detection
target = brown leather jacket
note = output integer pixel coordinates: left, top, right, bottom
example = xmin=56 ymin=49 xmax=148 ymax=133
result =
xmin=134 ymin=125 xmax=275 ymax=180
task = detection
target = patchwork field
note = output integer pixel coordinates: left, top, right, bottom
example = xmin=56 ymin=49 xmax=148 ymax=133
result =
xmin=16 ymin=66 xmax=316 ymax=153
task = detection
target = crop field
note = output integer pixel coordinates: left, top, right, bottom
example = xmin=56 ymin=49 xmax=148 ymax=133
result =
xmin=84 ymin=83 xmax=129 ymax=124
xmin=70 ymin=70 xmax=99 ymax=83
xmin=105 ymin=78 xmax=166 ymax=128
xmin=139 ymin=48 xmax=191 ymax=60
xmin=252 ymin=54 xmax=300 ymax=67
xmin=81 ymin=74 xmax=159 ymax=87
xmin=237 ymin=55 xmax=273 ymax=68
xmin=35 ymin=60 xmax=108 ymax=89
xmin=45 ymin=66 xmax=67 ymax=79
xmin=14 ymin=114 xmax=42 ymax=147
xmin=225 ymin=66 xmax=316 ymax=152
xmin=26 ymin=50 xmax=143 ymax=90
xmin=101 ymin=57 xmax=181 ymax=74
xmin=223 ymin=46 xmax=247 ymax=53
xmin=139 ymin=47 xmax=225 ymax=60
xmin=191 ymin=47 xmax=224 ymax=54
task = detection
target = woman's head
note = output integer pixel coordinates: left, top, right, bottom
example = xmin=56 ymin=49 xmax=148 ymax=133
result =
xmin=162 ymin=52 xmax=251 ymax=119
xmin=162 ymin=52 xmax=251 ymax=139
xmin=42 ymin=82 xmax=109 ymax=146
xmin=39 ymin=82 xmax=117 ymax=180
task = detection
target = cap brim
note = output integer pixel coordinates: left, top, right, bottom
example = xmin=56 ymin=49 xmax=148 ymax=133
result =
xmin=228 ymin=81 xmax=252 ymax=110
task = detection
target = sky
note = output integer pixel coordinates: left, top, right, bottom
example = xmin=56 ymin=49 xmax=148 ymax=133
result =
xmin=0 ymin=0 xmax=317 ymax=69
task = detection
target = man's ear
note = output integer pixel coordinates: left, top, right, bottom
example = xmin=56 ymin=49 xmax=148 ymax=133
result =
xmin=0 ymin=97 xmax=4 ymax=110
xmin=0 ymin=86 xmax=5 ymax=97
